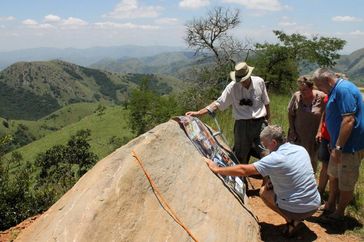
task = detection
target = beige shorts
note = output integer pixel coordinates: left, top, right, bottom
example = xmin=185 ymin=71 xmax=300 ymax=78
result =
xmin=328 ymin=150 xmax=364 ymax=191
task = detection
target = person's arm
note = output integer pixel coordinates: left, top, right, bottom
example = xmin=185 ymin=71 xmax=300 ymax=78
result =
xmin=331 ymin=114 xmax=355 ymax=163
xmin=185 ymin=101 xmax=218 ymax=117
xmin=287 ymin=94 xmax=297 ymax=142
xmin=265 ymin=104 xmax=270 ymax=122
xmin=204 ymin=158 xmax=259 ymax=176
xmin=287 ymin=113 xmax=297 ymax=142
xmin=316 ymin=111 xmax=325 ymax=143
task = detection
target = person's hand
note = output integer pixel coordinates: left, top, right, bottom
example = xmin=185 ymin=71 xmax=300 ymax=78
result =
xmin=265 ymin=113 xmax=270 ymax=123
xmin=287 ymin=129 xmax=297 ymax=142
xmin=204 ymin=157 xmax=218 ymax=173
xmin=330 ymin=149 xmax=342 ymax=163
xmin=185 ymin=111 xmax=200 ymax=117
xmin=315 ymin=132 xmax=322 ymax=143
xmin=266 ymin=180 xmax=273 ymax=190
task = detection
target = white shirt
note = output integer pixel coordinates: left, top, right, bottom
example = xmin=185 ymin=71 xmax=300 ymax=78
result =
xmin=215 ymin=76 xmax=270 ymax=120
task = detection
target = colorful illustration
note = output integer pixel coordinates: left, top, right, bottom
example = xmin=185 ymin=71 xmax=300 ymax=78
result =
xmin=174 ymin=116 xmax=246 ymax=203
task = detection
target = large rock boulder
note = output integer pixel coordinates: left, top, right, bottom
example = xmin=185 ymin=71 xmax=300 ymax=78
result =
xmin=16 ymin=120 xmax=261 ymax=242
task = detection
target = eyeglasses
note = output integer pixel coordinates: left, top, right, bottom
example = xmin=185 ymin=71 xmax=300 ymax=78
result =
xmin=239 ymin=98 xmax=253 ymax=106
xmin=258 ymin=143 xmax=266 ymax=150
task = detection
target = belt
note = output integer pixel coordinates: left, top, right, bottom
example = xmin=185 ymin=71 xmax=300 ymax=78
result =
xmin=238 ymin=117 xmax=265 ymax=122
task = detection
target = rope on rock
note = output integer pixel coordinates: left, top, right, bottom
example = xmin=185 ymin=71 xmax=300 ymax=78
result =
xmin=131 ymin=150 xmax=199 ymax=242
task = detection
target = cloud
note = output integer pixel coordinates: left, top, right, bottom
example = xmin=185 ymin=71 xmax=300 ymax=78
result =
xmin=105 ymin=0 xmax=162 ymax=19
xmin=349 ymin=30 xmax=364 ymax=36
xmin=278 ymin=21 xmax=296 ymax=27
xmin=62 ymin=17 xmax=88 ymax=27
xmin=44 ymin=14 xmax=61 ymax=23
xmin=278 ymin=16 xmax=296 ymax=27
xmin=223 ymin=0 xmax=284 ymax=11
xmin=332 ymin=16 xmax=362 ymax=22
xmin=179 ymin=0 xmax=210 ymax=9
xmin=0 ymin=16 xmax=15 ymax=21
xmin=22 ymin=16 xmax=87 ymax=29
xmin=154 ymin=18 xmax=179 ymax=25
xmin=94 ymin=21 xmax=159 ymax=30
xmin=22 ymin=19 xmax=38 ymax=26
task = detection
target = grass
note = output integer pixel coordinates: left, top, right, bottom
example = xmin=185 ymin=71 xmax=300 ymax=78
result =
xmin=202 ymin=93 xmax=291 ymax=147
xmin=5 ymin=105 xmax=133 ymax=169
xmin=0 ymin=102 xmax=101 ymax=140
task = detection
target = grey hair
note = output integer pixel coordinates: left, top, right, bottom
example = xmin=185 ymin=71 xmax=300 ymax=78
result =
xmin=312 ymin=68 xmax=336 ymax=82
xmin=260 ymin=125 xmax=286 ymax=145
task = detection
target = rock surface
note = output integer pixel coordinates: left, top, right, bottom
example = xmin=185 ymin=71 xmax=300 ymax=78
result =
xmin=16 ymin=120 xmax=260 ymax=242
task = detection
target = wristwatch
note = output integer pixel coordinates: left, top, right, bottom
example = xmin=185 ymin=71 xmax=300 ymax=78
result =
xmin=335 ymin=145 xmax=343 ymax=151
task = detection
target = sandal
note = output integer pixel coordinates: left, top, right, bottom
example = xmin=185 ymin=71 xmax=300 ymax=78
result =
xmin=282 ymin=220 xmax=304 ymax=238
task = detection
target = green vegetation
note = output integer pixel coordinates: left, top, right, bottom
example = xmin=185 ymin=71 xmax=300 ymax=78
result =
xmin=126 ymin=73 xmax=173 ymax=95
xmin=253 ymin=30 xmax=346 ymax=92
xmin=0 ymin=82 xmax=60 ymax=120
xmin=4 ymin=105 xmax=132 ymax=165
xmin=0 ymin=99 xmax=134 ymax=232
xmin=33 ymin=129 xmax=98 ymax=206
xmin=128 ymin=79 xmax=181 ymax=135
xmin=0 ymin=60 xmax=180 ymax=120
xmin=0 ymin=129 xmax=98 ymax=230
xmin=0 ymin=103 xmax=102 ymax=154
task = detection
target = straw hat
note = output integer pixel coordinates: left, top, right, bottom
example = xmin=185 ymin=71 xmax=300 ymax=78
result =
xmin=230 ymin=62 xmax=254 ymax=82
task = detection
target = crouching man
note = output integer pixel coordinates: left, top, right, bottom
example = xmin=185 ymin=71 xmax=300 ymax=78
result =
xmin=205 ymin=125 xmax=320 ymax=237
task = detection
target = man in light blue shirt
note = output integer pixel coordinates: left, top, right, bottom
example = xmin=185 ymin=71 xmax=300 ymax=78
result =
xmin=205 ymin=125 xmax=320 ymax=237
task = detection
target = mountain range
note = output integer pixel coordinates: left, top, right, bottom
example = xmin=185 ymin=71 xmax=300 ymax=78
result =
xmin=90 ymin=51 xmax=213 ymax=79
xmin=90 ymin=48 xmax=364 ymax=84
xmin=0 ymin=45 xmax=186 ymax=70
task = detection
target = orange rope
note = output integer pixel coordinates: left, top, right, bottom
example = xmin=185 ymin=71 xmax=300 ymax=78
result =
xmin=131 ymin=150 xmax=199 ymax=242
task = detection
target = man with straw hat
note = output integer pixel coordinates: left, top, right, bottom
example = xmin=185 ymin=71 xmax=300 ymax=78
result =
xmin=186 ymin=62 xmax=270 ymax=164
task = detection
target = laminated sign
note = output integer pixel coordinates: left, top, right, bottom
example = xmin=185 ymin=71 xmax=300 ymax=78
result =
xmin=174 ymin=116 xmax=246 ymax=203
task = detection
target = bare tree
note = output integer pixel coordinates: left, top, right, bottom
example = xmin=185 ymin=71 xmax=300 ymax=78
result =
xmin=219 ymin=36 xmax=255 ymax=64
xmin=185 ymin=7 xmax=245 ymax=65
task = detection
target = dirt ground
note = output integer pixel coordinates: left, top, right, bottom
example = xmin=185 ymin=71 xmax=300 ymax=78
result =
xmin=0 ymin=179 xmax=362 ymax=242
xmin=0 ymin=215 xmax=39 ymax=242
xmin=247 ymin=178 xmax=363 ymax=242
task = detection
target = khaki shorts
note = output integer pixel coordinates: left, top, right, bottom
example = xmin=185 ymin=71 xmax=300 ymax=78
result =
xmin=328 ymin=150 xmax=364 ymax=191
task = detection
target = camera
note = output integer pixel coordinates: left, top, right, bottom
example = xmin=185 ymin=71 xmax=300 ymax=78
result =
xmin=239 ymin=98 xmax=253 ymax=106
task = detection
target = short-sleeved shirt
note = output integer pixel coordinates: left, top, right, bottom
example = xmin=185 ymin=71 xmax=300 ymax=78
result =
xmin=215 ymin=76 xmax=270 ymax=120
xmin=254 ymin=143 xmax=321 ymax=213
xmin=326 ymin=79 xmax=364 ymax=153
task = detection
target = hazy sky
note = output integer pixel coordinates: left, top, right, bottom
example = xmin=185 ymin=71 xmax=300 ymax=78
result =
xmin=0 ymin=0 xmax=363 ymax=53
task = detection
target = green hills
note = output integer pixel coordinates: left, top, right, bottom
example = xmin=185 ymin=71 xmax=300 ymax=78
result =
xmin=4 ymin=103 xmax=133 ymax=168
xmin=90 ymin=51 xmax=213 ymax=79
xmin=0 ymin=60 xmax=183 ymax=120
xmin=335 ymin=47 xmax=364 ymax=83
